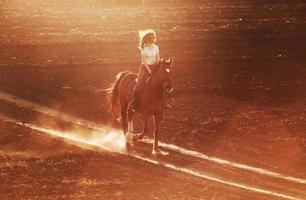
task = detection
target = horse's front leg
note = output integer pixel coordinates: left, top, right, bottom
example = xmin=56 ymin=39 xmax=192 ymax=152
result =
xmin=141 ymin=114 xmax=149 ymax=139
xmin=152 ymin=112 xmax=168 ymax=156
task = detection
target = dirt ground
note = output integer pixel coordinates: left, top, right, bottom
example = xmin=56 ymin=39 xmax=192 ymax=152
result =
xmin=0 ymin=0 xmax=306 ymax=199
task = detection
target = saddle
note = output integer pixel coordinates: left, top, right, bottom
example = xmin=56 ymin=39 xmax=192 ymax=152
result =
xmin=128 ymin=76 xmax=151 ymax=95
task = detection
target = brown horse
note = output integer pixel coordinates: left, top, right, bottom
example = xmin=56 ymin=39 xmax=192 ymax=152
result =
xmin=107 ymin=59 xmax=174 ymax=155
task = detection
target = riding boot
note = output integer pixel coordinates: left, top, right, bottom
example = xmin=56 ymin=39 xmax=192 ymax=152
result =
xmin=128 ymin=87 xmax=140 ymax=112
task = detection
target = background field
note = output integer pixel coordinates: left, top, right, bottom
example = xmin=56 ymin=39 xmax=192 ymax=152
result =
xmin=0 ymin=0 xmax=306 ymax=199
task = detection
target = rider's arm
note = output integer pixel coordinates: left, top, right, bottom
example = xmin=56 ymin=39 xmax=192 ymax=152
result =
xmin=156 ymin=45 xmax=160 ymax=64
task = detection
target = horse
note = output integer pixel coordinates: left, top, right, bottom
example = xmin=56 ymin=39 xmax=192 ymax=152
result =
xmin=107 ymin=58 xmax=174 ymax=155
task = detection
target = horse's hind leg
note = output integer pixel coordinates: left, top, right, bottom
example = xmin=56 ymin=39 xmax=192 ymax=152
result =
xmin=121 ymin=104 xmax=133 ymax=148
xmin=125 ymin=105 xmax=136 ymax=146
xmin=120 ymin=104 xmax=128 ymax=134
xmin=127 ymin=108 xmax=135 ymax=133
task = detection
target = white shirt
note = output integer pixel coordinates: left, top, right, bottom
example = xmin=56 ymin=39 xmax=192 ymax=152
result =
xmin=141 ymin=44 xmax=159 ymax=65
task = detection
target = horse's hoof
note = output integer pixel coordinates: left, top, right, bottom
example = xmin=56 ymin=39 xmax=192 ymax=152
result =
xmin=125 ymin=132 xmax=135 ymax=147
xmin=133 ymin=133 xmax=145 ymax=141
xmin=116 ymin=117 xmax=122 ymax=123
xmin=152 ymin=148 xmax=169 ymax=156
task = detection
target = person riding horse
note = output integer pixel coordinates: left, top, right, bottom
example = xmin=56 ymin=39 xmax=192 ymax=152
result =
xmin=128 ymin=29 xmax=160 ymax=112
xmin=107 ymin=29 xmax=173 ymax=155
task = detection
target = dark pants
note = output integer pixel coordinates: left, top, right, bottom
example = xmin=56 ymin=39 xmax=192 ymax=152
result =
xmin=135 ymin=64 xmax=150 ymax=93
xmin=129 ymin=64 xmax=159 ymax=110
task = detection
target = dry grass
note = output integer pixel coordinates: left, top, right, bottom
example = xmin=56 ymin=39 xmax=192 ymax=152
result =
xmin=0 ymin=160 xmax=28 ymax=168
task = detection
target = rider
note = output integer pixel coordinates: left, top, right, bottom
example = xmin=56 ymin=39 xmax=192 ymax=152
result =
xmin=128 ymin=29 xmax=160 ymax=112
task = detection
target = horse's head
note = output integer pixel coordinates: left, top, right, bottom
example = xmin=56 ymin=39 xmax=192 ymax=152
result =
xmin=155 ymin=58 xmax=174 ymax=93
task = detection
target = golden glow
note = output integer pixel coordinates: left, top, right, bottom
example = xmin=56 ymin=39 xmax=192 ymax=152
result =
xmin=18 ymin=121 xmax=127 ymax=154
xmin=1 ymin=91 xmax=306 ymax=185
xmin=0 ymin=114 xmax=303 ymax=200
xmin=0 ymin=91 xmax=305 ymax=200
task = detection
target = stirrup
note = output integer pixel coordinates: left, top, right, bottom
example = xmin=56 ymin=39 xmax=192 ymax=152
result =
xmin=129 ymin=107 xmax=136 ymax=113
xmin=128 ymin=102 xmax=137 ymax=113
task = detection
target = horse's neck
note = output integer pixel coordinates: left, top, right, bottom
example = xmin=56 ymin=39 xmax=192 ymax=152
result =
xmin=146 ymin=75 xmax=164 ymax=100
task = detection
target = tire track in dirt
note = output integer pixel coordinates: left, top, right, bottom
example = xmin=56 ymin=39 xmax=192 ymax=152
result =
xmin=0 ymin=115 xmax=303 ymax=200
xmin=0 ymin=91 xmax=305 ymax=200
xmin=0 ymin=91 xmax=305 ymax=184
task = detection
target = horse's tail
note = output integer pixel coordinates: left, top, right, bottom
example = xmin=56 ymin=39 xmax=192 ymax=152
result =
xmin=106 ymin=71 xmax=129 ymax=117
